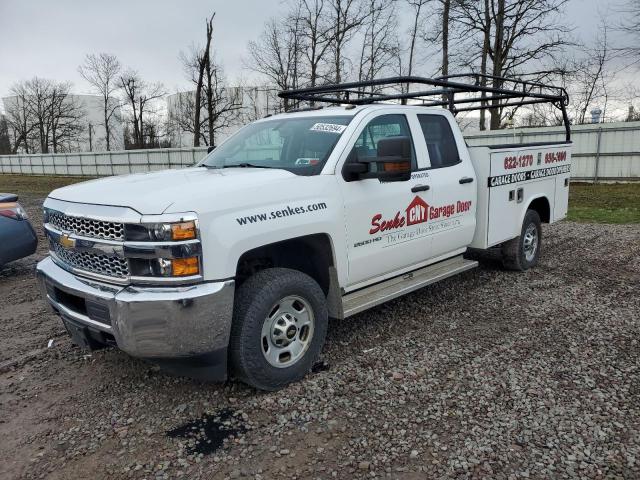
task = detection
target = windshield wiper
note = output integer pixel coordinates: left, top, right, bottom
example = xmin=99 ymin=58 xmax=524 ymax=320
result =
xmin=221 ymin=162 xmax=272 ymax=169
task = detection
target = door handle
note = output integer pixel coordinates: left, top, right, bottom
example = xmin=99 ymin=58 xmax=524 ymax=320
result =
xmin=459 ymin=177 xmax=474 ymax=184
xmin=411 ymin=184 xmax=430 ymax=193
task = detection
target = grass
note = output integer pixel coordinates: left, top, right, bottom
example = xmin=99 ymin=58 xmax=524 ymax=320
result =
xmin=0 ymin=174 xmax=91 ymax=197
xmin=0 ymin=174 xmax=638 ymax=224
xmin=567 ymin=182 xmax=640 ymax=224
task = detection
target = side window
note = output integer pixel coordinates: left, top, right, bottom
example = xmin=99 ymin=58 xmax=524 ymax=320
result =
xmin=417 ymin=115 xmax=460 ymax=168
xmin=352 ymin=114 xmax=416 ymax=169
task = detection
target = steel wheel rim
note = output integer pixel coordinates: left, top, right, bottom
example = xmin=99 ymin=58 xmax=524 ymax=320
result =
xmin=261 ymin=295 xmax=315 ymax=368
xmin=523 ymin=223 xmax=538 ymax=262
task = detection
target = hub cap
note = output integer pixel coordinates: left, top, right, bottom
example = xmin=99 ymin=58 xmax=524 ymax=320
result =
xmin=261 ymin=295 xmax=314 ymax=368
xmin=523 ymin=223 xmax=538 ymax=262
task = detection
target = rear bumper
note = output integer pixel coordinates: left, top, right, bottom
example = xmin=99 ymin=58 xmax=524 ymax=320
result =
xmin=36 ymin=257 xmax=235 ymax=378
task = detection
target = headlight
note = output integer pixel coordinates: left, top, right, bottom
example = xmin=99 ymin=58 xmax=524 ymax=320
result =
xmin=151 ymin=221 xmax=197 ymax=241
xmin=126 ymin=220 xmax=198 ymax=242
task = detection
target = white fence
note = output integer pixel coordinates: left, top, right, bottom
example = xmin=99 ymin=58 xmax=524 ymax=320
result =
xmin=1 ymin=120 xmax=639 ymax=181
xmin=0 ymin=147 xmax=209 ymax=176
xmin=465 ymin=120 xmax=640 ymax=181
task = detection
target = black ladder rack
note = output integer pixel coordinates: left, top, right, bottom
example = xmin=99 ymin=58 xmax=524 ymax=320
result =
xmin=278 ymin=74 xmax=571 ymax=141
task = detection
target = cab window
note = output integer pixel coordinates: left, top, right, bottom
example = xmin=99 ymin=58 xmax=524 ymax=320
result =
xmin=417 ymin=114 xmax=460 ymax=168
xmin=352 ymin=114 xmax=417 ymax=169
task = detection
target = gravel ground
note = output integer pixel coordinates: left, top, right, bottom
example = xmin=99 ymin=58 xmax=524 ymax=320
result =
xmin=1 ymin=194 xmax=639 ymax=480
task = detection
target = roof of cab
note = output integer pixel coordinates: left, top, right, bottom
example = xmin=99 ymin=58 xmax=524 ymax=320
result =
xmin=257 ymin=104 xmax=447 ymax=122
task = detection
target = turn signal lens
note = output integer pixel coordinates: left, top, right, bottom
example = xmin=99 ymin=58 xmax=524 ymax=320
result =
xmin=382 ymin=161 xmax=410 ymax=172
xmin=172 ymin=257 xmax=200 ymax=276
xmin=171 ymin=221 xmax=197 ymax=240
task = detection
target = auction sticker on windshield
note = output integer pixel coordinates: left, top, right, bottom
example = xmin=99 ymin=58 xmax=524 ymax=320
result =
xmin=310 ymin=123 xmax=348 ymax=134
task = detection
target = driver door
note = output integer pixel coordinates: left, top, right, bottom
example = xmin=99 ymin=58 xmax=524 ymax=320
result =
xmin=338 ymin=112 xmax=434 ymax=288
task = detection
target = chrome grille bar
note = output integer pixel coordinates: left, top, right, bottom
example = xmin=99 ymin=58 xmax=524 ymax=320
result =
xmin=51 ymin=242 xmax=130 ymax=278
xmin=48 ymin=210 xmax=125 ymax=241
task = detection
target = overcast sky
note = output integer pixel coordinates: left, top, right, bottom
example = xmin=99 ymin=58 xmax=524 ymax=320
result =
xmin=0 ymin=0 xmax=628 ymax=105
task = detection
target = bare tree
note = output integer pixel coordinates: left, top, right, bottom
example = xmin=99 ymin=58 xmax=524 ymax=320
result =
xmin=119 ymin=71 xmax=165 ymax=149
xmin=204 ymin=66 xmax=243 ymax=146
xmin=569 ymin=20 xmax=612 ymax=124
xmin=26 ymin=77 xmax=56 ymax=153
xmin=358 ymin=0 xmax=399 ymax=85
xmin=618 ymin=0 xmax=640 ymax=61
xmin=180 ymin=13 xmax=243 ymax=146
xmin=5 ymin=78 xmax=85 ymax=153
xmin=78 ymin=53 xmax=121 ymax=150
xmin=49 ymin=83 xmax=86 ymax=153
xmin=454 ymin=0 xmax=571 ymax=129
xmin=326 ymin=0 xmax=367 ymax=83
xmin=187 ymin=13 xmax=215 ymax=147
xmin=246 ymin=15 xmax=304 ymax=110
xmin=4 ymin=82 xmax=36 ymax=153
xmin=297 ymin=0 xmax=334 ymax=89
xmin=405 ymin=0 xmax=430 ymax=78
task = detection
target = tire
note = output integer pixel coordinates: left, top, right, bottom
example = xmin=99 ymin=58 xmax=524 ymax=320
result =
xmin=502 ymin=209 xmax=542 ymax=271
xmin=229 ymin=267 xmax=328 ymax=391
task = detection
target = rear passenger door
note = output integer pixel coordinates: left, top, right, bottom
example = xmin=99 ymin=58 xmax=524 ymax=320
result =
xmin=416 ymin=113 xmax=477 ymax=259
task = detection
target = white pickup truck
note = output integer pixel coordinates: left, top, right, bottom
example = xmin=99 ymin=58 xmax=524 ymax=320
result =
xmin=37 ymin=76 xmax=572 ymax=390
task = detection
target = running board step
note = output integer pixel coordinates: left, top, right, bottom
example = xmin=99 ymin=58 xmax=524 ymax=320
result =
xmin=342 ymin=255 xmax=478 ymax=318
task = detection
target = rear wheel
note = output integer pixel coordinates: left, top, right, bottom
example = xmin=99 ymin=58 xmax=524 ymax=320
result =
xmin=229 ymin=268 xmax=328 ymax=391
xmin=502 ymin=209 xmax=542 ymax=271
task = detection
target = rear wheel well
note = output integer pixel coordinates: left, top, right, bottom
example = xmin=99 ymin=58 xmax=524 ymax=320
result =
xmin=235 ymin=234 xmax=335 ymax=295
xmin=528 ymin=196 xmax=551 ymax=223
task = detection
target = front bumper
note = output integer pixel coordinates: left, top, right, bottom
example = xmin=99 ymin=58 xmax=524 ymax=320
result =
xmin=36 ymin=257 xmax=235 ymax=377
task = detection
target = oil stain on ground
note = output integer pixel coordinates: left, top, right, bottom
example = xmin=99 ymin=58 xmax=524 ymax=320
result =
xmin=312 ymin=360 xmax=330 ymax=373
xmin=167 ymin=408 xmax=247 ymax=455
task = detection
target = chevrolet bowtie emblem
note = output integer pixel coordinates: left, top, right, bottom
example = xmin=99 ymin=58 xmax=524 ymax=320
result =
xmin=59 ymin=234 xmax=76 ymax=249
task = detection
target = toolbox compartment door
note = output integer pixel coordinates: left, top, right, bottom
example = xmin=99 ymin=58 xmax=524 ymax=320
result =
xmin=486 ymin=145 xmax=571 ymax=247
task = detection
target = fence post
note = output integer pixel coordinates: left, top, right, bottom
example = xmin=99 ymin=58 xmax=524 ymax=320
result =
xmin=594 ymin=127 xmax=603 ymax=183
xmin=110 ymin=152 xmax=115 ymax=176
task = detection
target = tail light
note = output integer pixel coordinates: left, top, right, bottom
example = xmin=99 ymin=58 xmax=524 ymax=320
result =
xmin=0 ymin=202 xmax=29 ymax=221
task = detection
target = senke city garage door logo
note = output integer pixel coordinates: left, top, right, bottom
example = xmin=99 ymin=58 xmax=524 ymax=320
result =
xmin=369 ymin=196 xmax=472 ymax=234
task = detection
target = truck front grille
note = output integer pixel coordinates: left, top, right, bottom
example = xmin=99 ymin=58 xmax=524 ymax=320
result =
xmin=52 ymin=242 xmax=130 ymax=279
xmin=48 ymin=211 xmax=125 ymax=241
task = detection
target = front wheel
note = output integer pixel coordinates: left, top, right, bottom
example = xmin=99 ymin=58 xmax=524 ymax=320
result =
xmin=229 ymin=268 xmax=328 ymax=391
xmin=501 ymin=209 xmax=542 ymax=271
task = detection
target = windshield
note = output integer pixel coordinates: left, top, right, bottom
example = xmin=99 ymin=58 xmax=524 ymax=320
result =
xmin=199 ymin=115 xmax=353 ymax=175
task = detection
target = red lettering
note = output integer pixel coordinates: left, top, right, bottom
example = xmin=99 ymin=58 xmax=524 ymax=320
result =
xmin=370 ymin=212 xmax=406 ymax=234
xmin=456 ymin=200 xmax=472 ymax=213
xmin=369 ymin=214 xmax=383 ymax=234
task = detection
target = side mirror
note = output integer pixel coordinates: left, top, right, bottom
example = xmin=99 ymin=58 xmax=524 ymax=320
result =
xmin=374 ymin=136 xmax=412 ymax=181
xmin=343 ymin=136 xmax=412 ymax=182
xmin=207 ymin=145 xmax=216 ymax=154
